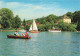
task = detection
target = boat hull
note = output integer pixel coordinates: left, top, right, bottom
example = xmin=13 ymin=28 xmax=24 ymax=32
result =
xmin=7 ymin=35 xmax=31 ymax=39
xmin=29 ymin=31 xmax=40 ymax=33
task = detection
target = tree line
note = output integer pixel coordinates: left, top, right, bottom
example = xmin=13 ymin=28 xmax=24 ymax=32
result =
xmin=26 ymin=11 xmax=80 ymax=31
xmin=0 ymin=8 xmax=80 ymax=31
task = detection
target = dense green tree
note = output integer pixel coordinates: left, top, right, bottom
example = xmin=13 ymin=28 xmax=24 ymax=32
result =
xmin=25 ymin=25 xmax=30 ymax=31
xmin=47 ymin=14 xmax=57 ymax=23
xmin=38 ymin=24 xmax=45 ymax=31
xmin=13 ymin=15 xmax=21 ymax=29
xmin=44 ymin=22 xmax=52 ymax=31
xmin=66 ymin=12 xmax=73 ymax=19
xmin=0 ymin=16 xmax=1 ymax=24
xmin=0 ymin=8 xmax=14 ymax=28
xmin=55 ymin=21 xmax=77 ymax=31
xmin=73 ymin=11 xmax=80 ymax=23
xmin=73 ymin=11 xmax=80 ymax=30
xmin=23 ymin=19 xmax=26 ymax=27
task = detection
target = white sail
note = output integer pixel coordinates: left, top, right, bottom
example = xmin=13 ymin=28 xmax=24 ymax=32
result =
xmin=29 ymin=19 xmax=38 ymax=31
xmin=33 ymin=19 xmax=38 ymax=31
xmin=29 ymin=24 xmax=32 ymax=31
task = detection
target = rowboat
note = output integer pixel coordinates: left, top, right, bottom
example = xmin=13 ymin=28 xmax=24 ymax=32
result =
xmin=7 ymin=35 xmax=31 ymax=39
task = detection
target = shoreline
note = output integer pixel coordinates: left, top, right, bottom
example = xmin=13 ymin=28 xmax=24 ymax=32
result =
xmin=0 ymin=29 xmax=80 ymax=32
xmin=0 ymin=29 xmax=25 ymax=32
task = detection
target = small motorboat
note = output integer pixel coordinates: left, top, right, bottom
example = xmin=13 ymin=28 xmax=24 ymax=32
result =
xmin=48 ymin=29 xmax=61 ymax=32
xmin=7 ymin=35 xmax=31 ymax=39
xmin=48 ymin=27 xmax=61 ymax=32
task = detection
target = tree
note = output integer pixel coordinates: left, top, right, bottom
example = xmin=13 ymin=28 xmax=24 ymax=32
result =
xmin=23 ymin=19 xmax=26 ymax=27
xmin=55 ymin=21 xmax=77 ymax=31
xmin=0 ymin=16 xmax=1 ymax=24
xmin=44 ymin=22 xmax=52 ymax=31
xmin=46 ymin=14 xmax=57 ymax=23
xmin=73 ymin=11 xmax=80 ymax=30
xmin=25 ymin=25 xmax=30 ymax=31
xmin=0 ymin=8 xmax=14 ymax=28
xmin=13 ymin=15 xmax=21 ymax=29
xmin=66 ymin=12 xmax=73 ymax=19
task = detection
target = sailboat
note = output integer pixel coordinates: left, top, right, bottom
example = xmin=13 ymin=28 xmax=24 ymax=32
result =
xmin=29 ymin=19 xmax=40 ymax=33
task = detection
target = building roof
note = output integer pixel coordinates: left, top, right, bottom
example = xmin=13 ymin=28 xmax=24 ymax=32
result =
xmin=63 ymin=15 xmax=71 ymax=19
xmin=36 ymin=23 xmax=40 ymax=25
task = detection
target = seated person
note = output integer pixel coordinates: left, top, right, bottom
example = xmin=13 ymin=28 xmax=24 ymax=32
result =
xmin=14 ymin=31 xmax=19 ymax=36
xmin=22 ymin=33 xmax=25 ymax=36
xmin=22 ymin=30 xmax=28 ymax=37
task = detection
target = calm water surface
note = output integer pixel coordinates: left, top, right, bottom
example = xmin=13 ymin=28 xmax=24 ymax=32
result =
xmin=0 ymin=32 xmax=80 ymax=56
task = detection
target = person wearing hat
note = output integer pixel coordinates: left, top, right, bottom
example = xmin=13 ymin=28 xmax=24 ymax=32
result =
xmin=14 ymin=31 xmax=19 ymax=36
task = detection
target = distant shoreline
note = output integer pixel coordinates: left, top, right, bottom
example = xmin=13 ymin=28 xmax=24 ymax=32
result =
xmin=0 ymin=29 xmax=80 ymax=32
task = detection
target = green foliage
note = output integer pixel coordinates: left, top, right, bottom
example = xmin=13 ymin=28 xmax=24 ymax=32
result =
xmin=25 ymin=13 xmax=79 ymax=31
xmin=37 ymin=22 xmax=52 ymax=31
xmin=73 ymin=11 xmax=80 ymax=30
xmin=26 ymin=20 xmax=33 ymax=24
xmin=0 ymin=8 xmax=22 ymax=29
xmin=66 ymin=12 xmax=73 ymax=20
xmin=34 ymin=14 xmax=58 ymax=24
xmin=0 ymin=16 xmax=1 ymax=24
xmin=23 ymin=19 xmax=26 ymax=27
xmin=25 ymin=25 xmax=30 ymax=31
xmin=12 ymin=15 xmax=21 ymax=29
xmin=0 ymin=8 xmax=14 ymax=28
xmin=37 ymin=24 xmax=45 ymax=31
xmin=55 ymin=21 xmax=77 ymax=31
xmin=47 ymin=14 xmax=58 ymax=23
xmin=44 ymin=22 xmax=52 ymax=31
xmin=0 ymin=8 xmax=79 ymax=31
xmin=25 ymin=14 xmax=58 ymax=31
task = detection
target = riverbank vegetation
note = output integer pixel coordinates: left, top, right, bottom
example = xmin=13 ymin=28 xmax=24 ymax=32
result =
xmin=26 ymin=11 xmax=80 ymax=31
xmin=0 ymin=8 xmax=21 ymax=29
xmin=0 ymin=8 xmax=80 ymax=31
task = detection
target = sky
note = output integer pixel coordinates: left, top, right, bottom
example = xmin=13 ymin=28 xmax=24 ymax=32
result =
xmin=0 ymin=0 xmax=80 ymax=20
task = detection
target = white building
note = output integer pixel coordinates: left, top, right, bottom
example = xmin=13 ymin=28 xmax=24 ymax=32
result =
xmin=63 ymin=15 xmax=71 ymax=23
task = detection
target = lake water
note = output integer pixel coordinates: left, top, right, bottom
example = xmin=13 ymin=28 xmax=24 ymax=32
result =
xmin=0 ymin=32 xmax=80 ymax=56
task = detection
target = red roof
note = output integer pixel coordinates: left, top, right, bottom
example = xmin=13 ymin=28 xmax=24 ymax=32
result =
xmin=36 ymin=23 xmax=40 ymax=25
xmin=56 ymin=21 xmax=59 ymax=23
xmin=26 ymin=23 xmax=30 ymax=25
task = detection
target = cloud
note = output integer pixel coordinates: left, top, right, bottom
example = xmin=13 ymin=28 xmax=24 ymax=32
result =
xmin=0 ymin=1 xmax=69 ymax=20
xmin=6 ymin=2 xmax=21 ymax=8
xmin=0 ymin=1 xmax=4 ymax=7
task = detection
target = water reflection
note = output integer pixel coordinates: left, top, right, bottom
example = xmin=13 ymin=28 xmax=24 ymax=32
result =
xmin=30 ymin=33 xmax=39 ymax=42
xmin=30 ymin=33 xmax=39 ymax=37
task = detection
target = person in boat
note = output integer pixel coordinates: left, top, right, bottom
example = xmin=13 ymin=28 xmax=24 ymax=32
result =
xmin=22 ymin=30 xmax=29 ymax=37
xmin=14 ymin=31 xmax=19 ymax=36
